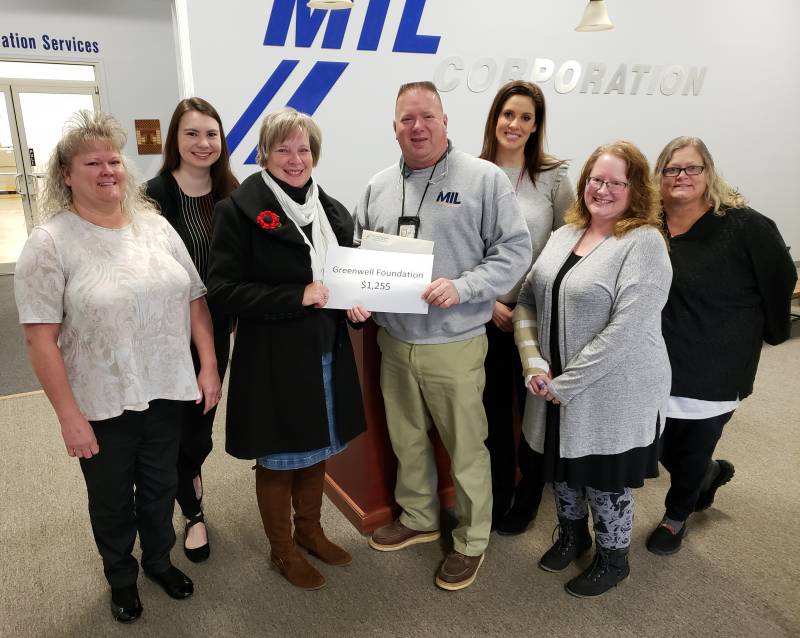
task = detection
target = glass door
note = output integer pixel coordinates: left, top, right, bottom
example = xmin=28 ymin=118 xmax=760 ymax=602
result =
xmin=11 ymin=81 xmax=99 ymax=227
xmin=0 ymin=87 xmax=28 ymax=274
xmin=0 ymin=66 xmax=99 ymax=274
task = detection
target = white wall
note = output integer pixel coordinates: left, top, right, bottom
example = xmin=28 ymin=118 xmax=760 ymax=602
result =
xmin=1 ymin=0 xmax=181 ymax=181
xmin=183 ymin=0 xmax=800 ymax=252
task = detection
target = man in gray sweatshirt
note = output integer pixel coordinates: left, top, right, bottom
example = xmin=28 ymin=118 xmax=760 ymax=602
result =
xmin=349 ymin=81 xmax=531 ymax=591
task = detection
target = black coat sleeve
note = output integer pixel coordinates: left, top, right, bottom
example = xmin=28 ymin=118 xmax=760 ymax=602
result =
xmin=207 ymin=198 xmax=306 ymax=321
xmin=743 ymin=211 xmax=797 ymax=345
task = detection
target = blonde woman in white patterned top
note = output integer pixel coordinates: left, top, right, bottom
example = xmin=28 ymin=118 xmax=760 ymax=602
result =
xmin=14 ymin=110 xmax=220 ymax=624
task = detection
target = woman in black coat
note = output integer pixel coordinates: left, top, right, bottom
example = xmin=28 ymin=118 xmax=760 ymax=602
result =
xmin=207 ymin=107 xmax=365 ymax=590
xmin=145 ymin=97 xmax=239 ymax=563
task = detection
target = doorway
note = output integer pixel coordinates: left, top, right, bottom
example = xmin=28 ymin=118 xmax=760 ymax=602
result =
xmin=0 ymin=61 xmax=99 ymax=274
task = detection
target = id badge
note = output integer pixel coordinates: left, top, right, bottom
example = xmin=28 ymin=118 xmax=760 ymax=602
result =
xmin=397 ymin=216 xmax=420 ymax=239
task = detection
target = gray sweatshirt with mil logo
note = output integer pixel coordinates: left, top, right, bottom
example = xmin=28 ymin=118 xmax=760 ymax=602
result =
xmin=353 ymin=146 xmax=532 ymax=344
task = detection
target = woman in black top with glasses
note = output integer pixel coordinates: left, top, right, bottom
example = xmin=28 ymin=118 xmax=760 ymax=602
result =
xmin=646 ymin=136 xmax=796 ymax=556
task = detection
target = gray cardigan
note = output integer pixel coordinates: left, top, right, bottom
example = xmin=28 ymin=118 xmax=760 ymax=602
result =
xmin=518 ymin=224 xmax=672 ymax=458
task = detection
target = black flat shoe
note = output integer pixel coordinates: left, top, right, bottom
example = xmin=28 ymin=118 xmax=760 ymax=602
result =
xmin=110 ymin=584 xmax=143 ymax=623
xmin=146 ymin=565 xmax=194 ymax=599
xmin=646 ymin=521 xmax=687 ymax=555
xmin=184 ymin=511 xmax=210 ymax=563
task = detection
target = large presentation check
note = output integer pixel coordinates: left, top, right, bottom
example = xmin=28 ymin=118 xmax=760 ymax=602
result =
xmin=323 ymin=245 xmax=434 ymax=314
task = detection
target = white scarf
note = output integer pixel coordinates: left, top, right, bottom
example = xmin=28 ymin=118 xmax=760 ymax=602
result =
xmin=261 ymin=170 xmax=337 ymax=280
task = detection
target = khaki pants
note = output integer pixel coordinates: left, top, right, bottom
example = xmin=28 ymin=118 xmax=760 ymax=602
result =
xmin=377 ymin=328 xmax=492 ymax=556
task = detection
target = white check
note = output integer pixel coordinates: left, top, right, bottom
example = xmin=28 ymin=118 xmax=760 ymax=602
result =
xmin=323 ymin=245 xmax=434 ymax=314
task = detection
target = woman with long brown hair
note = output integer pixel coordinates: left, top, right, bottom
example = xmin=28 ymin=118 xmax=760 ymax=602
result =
xmin=478 ymin=80 xmax=573 ymax=534
xmin=146 ymin=97 xmax=239 ymax=563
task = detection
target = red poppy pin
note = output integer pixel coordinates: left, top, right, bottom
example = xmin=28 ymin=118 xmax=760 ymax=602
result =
xmin=256 ymin=210 xmax=282 ymax=231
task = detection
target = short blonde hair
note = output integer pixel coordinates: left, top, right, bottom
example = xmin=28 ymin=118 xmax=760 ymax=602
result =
xmin=255 ymin=107 xmax=321 ymax=168
xmin=564 ymin=140 xmax=662 ymax=237
xmin=654 ymin=136 xmax=747 ymax=214
xmin=40 ymin=110 xmax=149 ymax=221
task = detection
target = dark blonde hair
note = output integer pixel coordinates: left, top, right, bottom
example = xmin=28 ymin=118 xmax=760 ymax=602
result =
xmin=255 ymin=107 xmax=321 ymax=168
xmin=565 ymin=140 xmax=662 ymax=236
xmin=479 ymin=80 xmax=564 ymax=186
xmin=40 ymin=110 xmax=148 ymax=220
xmin=654 ymin=136 xmax=746 ymax=214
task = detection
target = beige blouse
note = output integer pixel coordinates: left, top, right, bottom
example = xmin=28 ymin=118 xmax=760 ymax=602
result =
xmin=15 ymin=209 xmax=206 ymax=421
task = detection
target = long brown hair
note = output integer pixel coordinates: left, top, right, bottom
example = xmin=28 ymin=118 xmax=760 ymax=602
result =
xmin=159 ymin=97 xmax=239 ymax=198
xmin=479 ymin=80 xmax=564 ymax=186
xmin=564 ymin=140 xmax=662 ymax=237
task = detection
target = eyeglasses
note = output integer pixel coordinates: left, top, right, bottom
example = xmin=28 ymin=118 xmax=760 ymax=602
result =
xmin=586 ymin=176 xmax=629 ymax=194
xmin=661 ymin=165 xmax=705 ymax=177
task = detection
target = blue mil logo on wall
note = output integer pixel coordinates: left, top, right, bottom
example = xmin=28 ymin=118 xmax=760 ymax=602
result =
xmin=226 ymin=0 xmax=442 ymax=164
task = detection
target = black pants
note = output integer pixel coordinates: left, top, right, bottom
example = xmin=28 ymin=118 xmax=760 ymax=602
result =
xmin=660 ymin=411 xmax=734 ymax=522
xmin=483 ymin=319 xmax=544 ymax=517
xmin=175 ymin=312 xmax=230 ymax=518
xmin=79 ymin=400 xmax=184 ymax=588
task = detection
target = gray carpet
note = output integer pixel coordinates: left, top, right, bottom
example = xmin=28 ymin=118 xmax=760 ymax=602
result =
xmin=0 ymin=274 xmax=40 ymax=396
xmin=1 ymin=320 xmax=799 ymax=637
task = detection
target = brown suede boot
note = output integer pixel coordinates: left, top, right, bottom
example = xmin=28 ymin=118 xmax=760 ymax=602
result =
xmin=254 ymin=465 xmax=325 ymax=590
xmin=292 ymin=461 xmax=352 ymax=566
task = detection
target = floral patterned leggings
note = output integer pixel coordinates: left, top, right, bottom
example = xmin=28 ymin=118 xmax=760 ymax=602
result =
xmin=553 ymin=481 xmax=634 ymax=550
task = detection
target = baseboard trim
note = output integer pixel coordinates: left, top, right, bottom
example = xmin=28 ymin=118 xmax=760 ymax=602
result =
xmin=0 ymin=389 xmax=44 ymax=401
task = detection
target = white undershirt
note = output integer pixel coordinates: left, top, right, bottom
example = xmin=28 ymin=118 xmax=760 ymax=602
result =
xmin=665 ymin=396 xmax=740 ymax=420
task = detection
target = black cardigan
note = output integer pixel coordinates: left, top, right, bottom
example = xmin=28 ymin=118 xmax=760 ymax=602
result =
xmin=144 ymin=171 xmax=231 ymax=379
xmin=662 ymin=206 xmax=797 ymax=401
xmin=207 ymin=172 xmax=366 ymax=459
xmin=145 ymin=172 xmax=202 ymax=264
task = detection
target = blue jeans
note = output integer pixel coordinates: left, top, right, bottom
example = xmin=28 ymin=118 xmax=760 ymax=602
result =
xmin=257 ymin=352 xmax=345 ymax=470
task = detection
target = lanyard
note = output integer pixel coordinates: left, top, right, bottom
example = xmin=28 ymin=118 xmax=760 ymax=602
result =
xmin=401 ymin=157 xmax=441 ymax=219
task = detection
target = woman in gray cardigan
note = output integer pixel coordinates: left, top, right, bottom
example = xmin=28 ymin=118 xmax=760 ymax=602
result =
xmin=514 ymin=141 xmax=672 ymax=597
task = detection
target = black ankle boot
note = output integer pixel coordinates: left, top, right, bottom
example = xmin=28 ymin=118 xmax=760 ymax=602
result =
xmin=494 ymin=504 xmax=535 ymax=536
xmin=495 ymin=477 xmax=544 ymax=536
xmin=695 ymin=459 xmax=735 ymax=511
xmin=538 ymin=515 xmax=593 ymax=572
xmin=565 ymin=546 xmax=630 ymax=597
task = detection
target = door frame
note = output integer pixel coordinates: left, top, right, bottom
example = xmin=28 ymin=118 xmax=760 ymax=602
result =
xmin=8 ymin=79 xmax=100 ymax=226
xmin=0 ymin=69 xmax=100 ymax=273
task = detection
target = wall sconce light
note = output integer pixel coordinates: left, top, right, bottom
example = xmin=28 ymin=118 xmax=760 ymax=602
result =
xmin=306 ymin=0 xmax=353 ymax=9
xmin=575 ymin=0 xmax=614 ymax=32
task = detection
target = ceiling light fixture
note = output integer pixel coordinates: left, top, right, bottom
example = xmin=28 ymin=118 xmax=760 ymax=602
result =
xmin=575 ymin=0 xmax=614 ymax=32
xmin=306 ymin=0 xmax=353 ymax=9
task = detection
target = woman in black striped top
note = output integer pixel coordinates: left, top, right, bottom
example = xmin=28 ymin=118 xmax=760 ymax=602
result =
xmin=146 ymin=97 xmax=239 ymax=563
